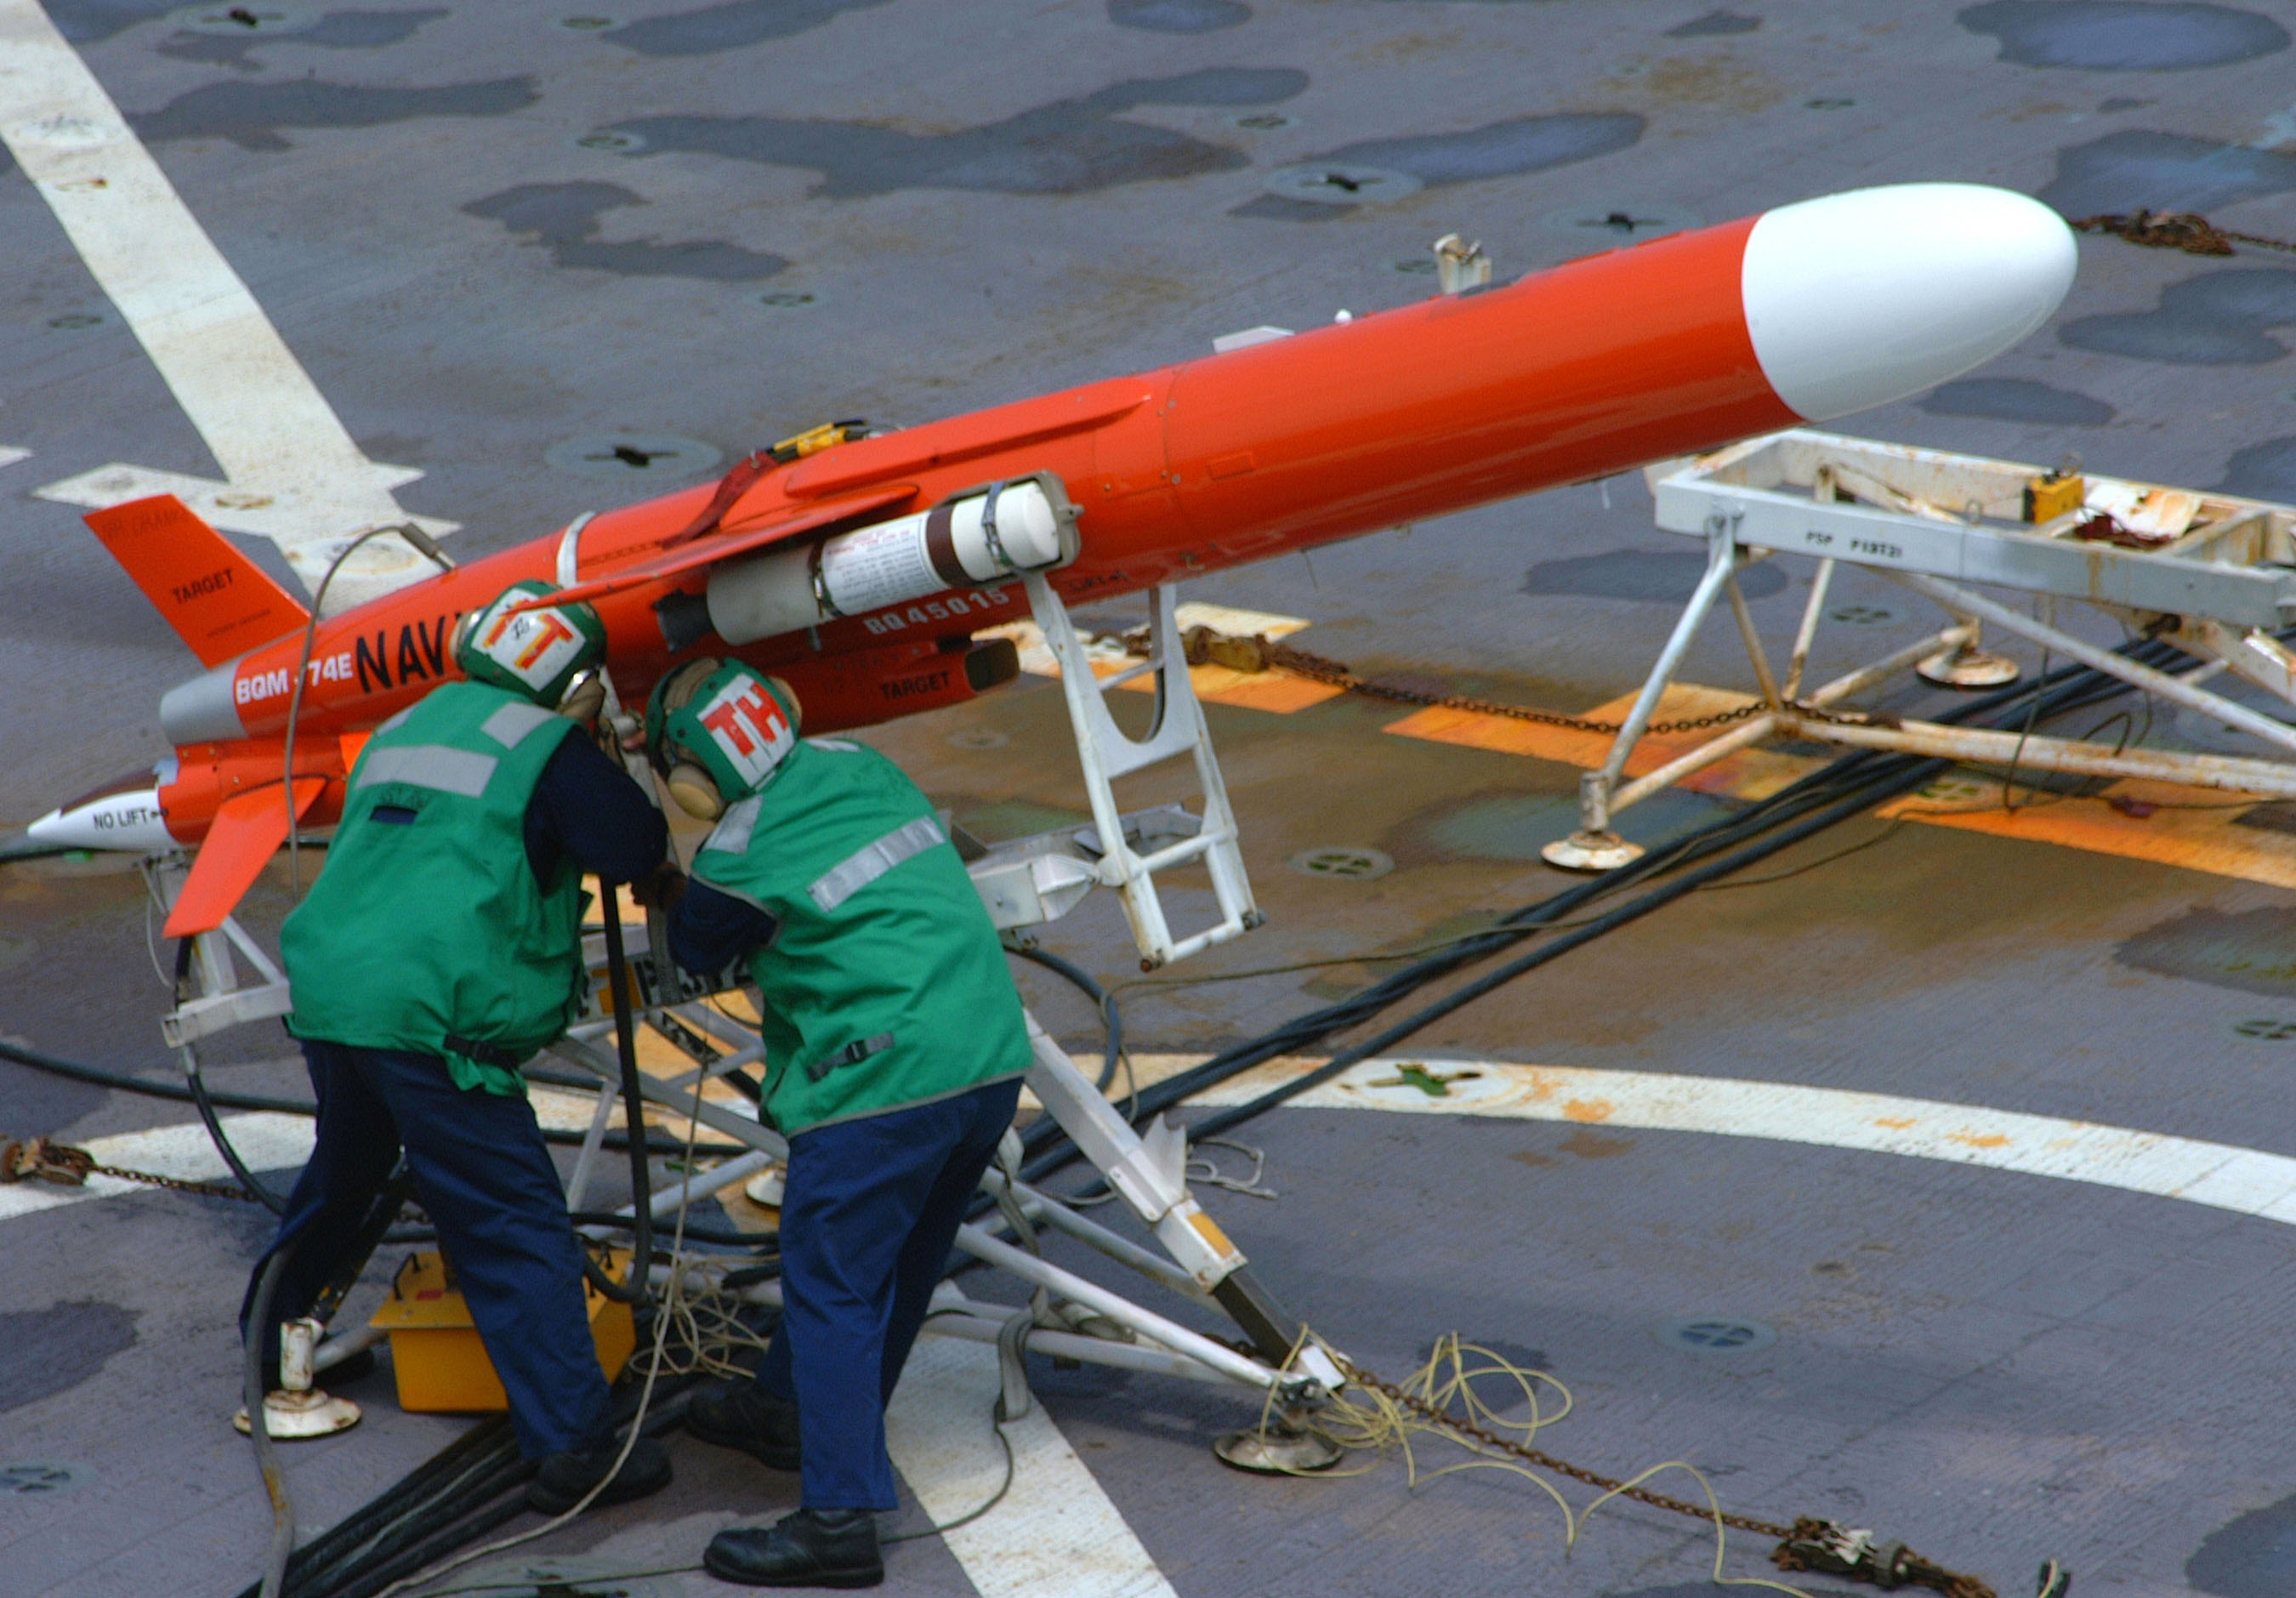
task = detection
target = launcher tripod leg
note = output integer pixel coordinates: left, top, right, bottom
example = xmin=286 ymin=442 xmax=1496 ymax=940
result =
xmin=549 ymin=1001 xmax=1339 ymax=1395
xmin=1543 ymin=511 xmax=1742 ymax=872
xmin=1017 ymin=1009 xmax=1338 ymax=1385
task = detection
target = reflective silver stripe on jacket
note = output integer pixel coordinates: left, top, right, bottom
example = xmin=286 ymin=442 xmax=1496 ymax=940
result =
xmin=808 ymin=816 xmax=945 ymax=913
xmin=480 ymin=701 xmax=557 ymax=749
xmin=707 ymin=795 xmax=762 ymax=856
xmin=354 ymin=745 xmax=498 ymax=798
xmin=375 ymin=707 xmax=414 ymax=735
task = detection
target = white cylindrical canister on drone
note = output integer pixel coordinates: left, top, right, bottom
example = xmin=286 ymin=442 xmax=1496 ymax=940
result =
xmin=704 ymin=473 xmax=1077 ymax=645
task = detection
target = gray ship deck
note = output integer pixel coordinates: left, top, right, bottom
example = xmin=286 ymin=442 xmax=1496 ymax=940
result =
xmin=9 ymin=3 xmax=2296 ymax=1596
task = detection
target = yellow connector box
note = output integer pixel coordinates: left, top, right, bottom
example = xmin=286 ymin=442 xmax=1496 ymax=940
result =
xmin=2024 ymin=472 xmax=2086 ymax=523
xmin=368 ymin=1248 xmax=635 ymax=1413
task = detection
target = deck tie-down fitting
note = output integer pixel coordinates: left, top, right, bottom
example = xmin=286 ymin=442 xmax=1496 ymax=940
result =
xmin=1362 ymin=1063 xmax=1476 ymax=1096
xmin=1775 ymin=1518 xmax=2067 ymax=1598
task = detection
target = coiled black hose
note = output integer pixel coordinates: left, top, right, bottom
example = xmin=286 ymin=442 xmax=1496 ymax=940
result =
xmin=230 ymin=1352 xmax=717 ymax=1598
xmin=1008 ymin=942 xmax=1124 ymax=1089
xmin=174 ymin=940 xmax=290 ymax=1214
xmin=243 ymin=1249 xmax=295 ymax=1598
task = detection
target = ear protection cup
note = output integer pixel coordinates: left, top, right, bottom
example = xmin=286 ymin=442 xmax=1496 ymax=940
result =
xmin=556 ymin=672 xmax=606 ymax=725
xmin=649 ymin=657 xmax=730 ymax=816
xmin=649 ymin=660 xmax=721 ymax=771
xmin=665 ymin=763 xmax=724 ymax=820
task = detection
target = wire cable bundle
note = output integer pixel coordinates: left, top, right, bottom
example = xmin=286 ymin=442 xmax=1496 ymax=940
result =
xmin=1016 ymin=632 xmax=2205 ymax=1189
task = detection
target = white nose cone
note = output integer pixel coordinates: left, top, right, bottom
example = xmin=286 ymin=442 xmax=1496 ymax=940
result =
xmin=1741 ymin=183 xmax=2077 ymax=422
xmin=26 ymin=789 xmax=171 ymax=851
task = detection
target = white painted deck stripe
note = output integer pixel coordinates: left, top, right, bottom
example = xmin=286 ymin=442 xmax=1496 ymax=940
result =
xmin=23 ymin=1062 xmax=2296 ymax=1231
xmin=0 ymin=0 xmax=447 ymax=602
xmin=887 ymin=1335 xmax=1179 ymax=1598
xmin=1191 ymin=1058 xmax=2296 ymax=1222
xmin=22 ymin=1065 xmax=2296 ymax=1231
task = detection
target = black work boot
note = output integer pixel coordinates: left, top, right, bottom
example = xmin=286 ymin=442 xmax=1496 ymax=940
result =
xmin=685 ymin=1379 xmax=802 ymax=1469
xmin=526 ymin=1435 xmax=673 ymax=1514
xmin=704 ymin=1508 xmax=883 ymax=1589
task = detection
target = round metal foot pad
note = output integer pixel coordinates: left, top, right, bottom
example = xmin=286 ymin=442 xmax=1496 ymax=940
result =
xmin=1213 ymin=1426 xmax=1344 ymax=1475
xmin=1540 ymin=831 xmax=1643 ymax=873
xmin=233 ymin=1390 xmax=362 ymax=1440
xmin=1917 ymin=647 xmax=2020 ymax=689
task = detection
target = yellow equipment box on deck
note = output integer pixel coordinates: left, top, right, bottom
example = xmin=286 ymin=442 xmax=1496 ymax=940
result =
xmin=368 ymin=1248 xmax=636 ymax=1413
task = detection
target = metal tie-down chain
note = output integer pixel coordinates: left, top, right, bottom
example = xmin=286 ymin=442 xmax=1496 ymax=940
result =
xmin=1330 ymin=1352 xmax=2005 ymax=1598
xmin=2071 ymin=209 xmax=2296 ymax=257
xmin=1 ymin=1133 xmax=261 ymax=1203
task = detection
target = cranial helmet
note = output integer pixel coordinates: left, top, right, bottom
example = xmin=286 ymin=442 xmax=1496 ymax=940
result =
xmin=645 ymin=657 xmax=804 ymax=820
xmin=454 ymin=580 xmax=609 ymax=710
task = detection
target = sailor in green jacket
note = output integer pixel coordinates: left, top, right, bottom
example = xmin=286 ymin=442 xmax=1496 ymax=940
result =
xmin=647 ymin=659 xmax=1030 ymax=1589
xmin=243 ymin=581 xmax=674 ymax=1514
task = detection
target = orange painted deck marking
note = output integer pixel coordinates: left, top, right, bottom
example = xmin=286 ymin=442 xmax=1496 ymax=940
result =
xmin=1383 ymin=680 xmax=2296 ymax=888
xmin=1876 ymin=775 xmax=2296 ymax=890
xmin=1381 ymin=683 xmax=1817 ymax=800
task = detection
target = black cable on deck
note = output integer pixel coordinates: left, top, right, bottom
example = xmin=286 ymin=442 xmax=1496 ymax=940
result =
xmin=0 ymin=1036 xmax=741 ymax=1156
xmin=1019 ymin=636 xmax=2193 ymax=1186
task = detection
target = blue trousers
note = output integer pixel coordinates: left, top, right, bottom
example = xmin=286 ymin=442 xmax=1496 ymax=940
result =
xmin=242 ymin=1039 xmax=611 ymax=1459
xmin=753 ymin=1078 xmax=1023 ymax=1510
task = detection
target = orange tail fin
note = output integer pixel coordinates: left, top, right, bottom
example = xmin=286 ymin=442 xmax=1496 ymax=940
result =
xmin=85 ymin=495 xmax=310 ymax=668
xmin=163 ymin=779 xmax=324 ymax=938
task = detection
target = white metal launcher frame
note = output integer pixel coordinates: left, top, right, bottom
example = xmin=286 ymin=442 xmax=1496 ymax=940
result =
xmin=148 ymin=572 xmax=1338 ymax=1413
xmin=1544 ymin=429 xmax=2296 ymax=870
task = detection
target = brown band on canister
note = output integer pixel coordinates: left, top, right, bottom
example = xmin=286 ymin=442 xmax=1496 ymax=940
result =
xmin=924 ymin=503 xmax=971 ymax=589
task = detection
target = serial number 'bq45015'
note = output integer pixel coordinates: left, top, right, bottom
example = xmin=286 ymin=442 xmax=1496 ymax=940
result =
xmin=858 ymin=585 xmax=1010 ymax=636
